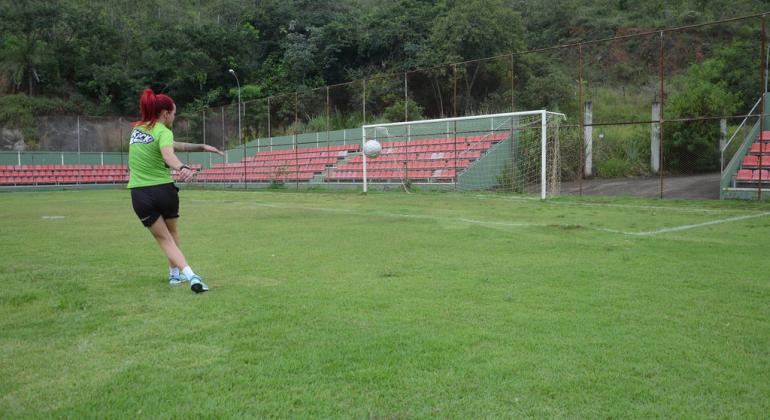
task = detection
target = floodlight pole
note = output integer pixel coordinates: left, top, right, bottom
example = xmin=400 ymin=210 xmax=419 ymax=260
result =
xmin=228 ymin=69 xmax=242 ymax=146
xmin=229 ymin=69 xmax=244 ymax=186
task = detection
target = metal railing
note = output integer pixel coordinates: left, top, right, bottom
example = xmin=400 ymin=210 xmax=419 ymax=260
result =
xmin=721 ymin=96 xmax=762 ymax=172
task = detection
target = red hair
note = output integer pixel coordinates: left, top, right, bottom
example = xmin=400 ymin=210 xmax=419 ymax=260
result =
xmin=133 ymin=88 xmax=175 ymax=128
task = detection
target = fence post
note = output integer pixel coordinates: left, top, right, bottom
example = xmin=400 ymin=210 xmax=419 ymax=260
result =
xmin=651 ymin=101 xmax=661 ymax=174
xmin=119 ymin=117 xmax=124 ymax=167
xmin=268 ymin=96 xmax=272 ymax=151
xmin=578 ymin=44 xmax=584 ymax=194
xmin=203 ymin=109 xmax=210 ymax=169
xmin=221 ymin=106 xmax=227 ymax=164
xmin=404 ymin=72 xmax=409 ymax=122
xmin=719 ymin=118 xmax=727 ymax=171
xmin=326 ymin=86 xmax=330 ymax=151
xmin=510 ymin=53 xmax=515 ymax=112
xmin=584 ymin=101 xmax=593 ymax=177
xmin=658 ymin=31 xmax=665 ymax=199
xmin=77 ymin=115 xmax=81 ymax=164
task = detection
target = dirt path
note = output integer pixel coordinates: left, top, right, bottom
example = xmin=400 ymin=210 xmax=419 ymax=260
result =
xmin=560 ymin=173 xmax=721 ymax=199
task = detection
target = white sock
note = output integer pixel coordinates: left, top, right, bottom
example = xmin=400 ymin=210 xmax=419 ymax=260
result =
xmin=182 ymin=266 xmax=196 ymax=280
xmin=169 ymin=267 xmax=180 ymax=277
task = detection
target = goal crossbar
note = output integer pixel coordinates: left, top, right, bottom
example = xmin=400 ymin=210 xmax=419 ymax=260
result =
xmin=362 ymin=110 xmax=565 ymax=130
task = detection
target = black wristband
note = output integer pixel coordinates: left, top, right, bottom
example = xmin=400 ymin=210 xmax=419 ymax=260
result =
xmin=179 ymin=164 xmax=191 ymax=171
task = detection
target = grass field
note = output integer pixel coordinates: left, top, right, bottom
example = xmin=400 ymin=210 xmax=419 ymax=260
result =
xmin=1 ymin=188 xmax=769 ymax=417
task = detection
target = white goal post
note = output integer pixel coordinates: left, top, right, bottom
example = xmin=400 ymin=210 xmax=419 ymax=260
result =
xmin=361 ymin=110 xmax=566 ymax=198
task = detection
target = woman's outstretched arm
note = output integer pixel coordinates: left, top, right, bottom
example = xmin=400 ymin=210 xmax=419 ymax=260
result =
xmin=174 ymin=142 xmax=225 ymax=156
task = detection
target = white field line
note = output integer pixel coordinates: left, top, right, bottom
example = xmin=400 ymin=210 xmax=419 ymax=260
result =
xmin=458 ymin=218 xmax=547 ymax=228
xmin=470 ymin=194 xmax=757 ymax=214
xmin=248 ymin=202 xmax=354 ymax=214
xmin=610 ymin=211 xmax=770 ymax=236
xmin=190 ymin=199 xmax=770 ymax=237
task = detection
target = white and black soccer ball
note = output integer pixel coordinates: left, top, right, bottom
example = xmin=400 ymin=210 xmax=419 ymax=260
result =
xmin=363 ymin=140 xmax=382 ymax=158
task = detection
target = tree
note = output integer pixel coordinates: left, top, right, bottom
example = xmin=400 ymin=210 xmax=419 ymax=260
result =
xmin=415 ymin=0 xmax=526 ymax=115
xmin=665 ymin=52 xmax=740 ymax=172
xmin=420 ymin=0 xmax=525 ymax=66
xmin=0 ymin=1 xmax=61 ymax=95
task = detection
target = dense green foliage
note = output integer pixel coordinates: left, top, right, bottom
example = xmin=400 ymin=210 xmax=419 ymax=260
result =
xmin=1 ymin=0 xmax=768 ymax=116
xmin=665 ymin=42 xmax=749 ymax=172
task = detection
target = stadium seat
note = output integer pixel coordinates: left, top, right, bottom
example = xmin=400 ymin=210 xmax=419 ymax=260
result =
xmin=432 ymin=169 xmax=456 ymax=180
xmin=0 ymin=164 xmax=130 ymax=186
xmin=750 ymin=143 xmax=770 ymax=154
xmin=737 ymin=169 xmax=770 ymax=181
xmin=743 ymin=155 xmax=760 ymax=167
xmin=196 ymin=133 xmax=505 ymax=186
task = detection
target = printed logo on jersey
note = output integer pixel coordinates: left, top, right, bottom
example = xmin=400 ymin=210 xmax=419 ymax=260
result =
xmin=130 ymin=129 xmax=155 ymax=145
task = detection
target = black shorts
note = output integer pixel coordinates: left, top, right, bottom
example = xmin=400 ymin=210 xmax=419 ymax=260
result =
xmin=130 ymin=183 xmax=180 ymax=227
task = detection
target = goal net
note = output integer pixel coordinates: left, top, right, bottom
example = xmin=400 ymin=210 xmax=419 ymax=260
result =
xmin=361 ymin=111 xmax=566 ymax=198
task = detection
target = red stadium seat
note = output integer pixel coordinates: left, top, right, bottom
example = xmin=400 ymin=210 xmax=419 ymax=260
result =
xmin=743 ymin=155 xmax=760 ymax=167
xmin=433 ymin=169 xmax=456 ymax=179
xmin=735 ymin=169 xmax=754 ymax=181
xmin=750 ymin=143 xmax=770 ymax=154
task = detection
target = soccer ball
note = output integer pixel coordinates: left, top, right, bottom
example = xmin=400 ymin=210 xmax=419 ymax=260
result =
xmin=363 ymin=140 xmax=382 ymax=158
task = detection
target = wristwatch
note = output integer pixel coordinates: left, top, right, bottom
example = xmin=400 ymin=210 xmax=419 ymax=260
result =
xmin=179 ymin=164 xmax=191 ymax=171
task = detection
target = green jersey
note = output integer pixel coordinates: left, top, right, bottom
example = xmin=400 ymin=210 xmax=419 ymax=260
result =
xmin=127 ymin=122 xmax=174 ymax=188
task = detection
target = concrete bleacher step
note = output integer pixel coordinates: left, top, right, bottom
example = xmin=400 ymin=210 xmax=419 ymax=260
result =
xmin=312 ymin=149 xmax=360 ymax=182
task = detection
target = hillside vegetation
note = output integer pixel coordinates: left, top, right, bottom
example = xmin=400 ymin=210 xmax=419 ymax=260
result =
xmin=1 ymin=0 xmax=767 ymax=115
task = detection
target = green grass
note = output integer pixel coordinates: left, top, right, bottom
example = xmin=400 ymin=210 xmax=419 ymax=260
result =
xmin=1 ymin=189 xmax=769 ymax=417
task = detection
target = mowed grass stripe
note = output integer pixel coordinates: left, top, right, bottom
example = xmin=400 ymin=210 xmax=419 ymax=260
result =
xmin=0 ymin=189 xmax=768 ymax=417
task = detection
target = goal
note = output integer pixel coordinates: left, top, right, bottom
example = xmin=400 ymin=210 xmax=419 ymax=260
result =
xmin=361 ymin=111 xmax=566 ymax=198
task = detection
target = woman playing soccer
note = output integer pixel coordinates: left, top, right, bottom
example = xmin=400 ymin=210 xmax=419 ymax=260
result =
xmin=128 ymin=89 xmax=224 ymax=293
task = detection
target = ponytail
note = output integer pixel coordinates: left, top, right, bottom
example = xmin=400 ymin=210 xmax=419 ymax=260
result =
xmin=133 ymin=88 xmax=176 ymax=128
xmin=138 ymin=89 xmax=156 ymax=126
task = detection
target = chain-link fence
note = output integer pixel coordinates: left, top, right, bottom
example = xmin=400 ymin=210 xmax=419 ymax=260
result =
xmin=3 ymin=13 xmax=770 ymax=198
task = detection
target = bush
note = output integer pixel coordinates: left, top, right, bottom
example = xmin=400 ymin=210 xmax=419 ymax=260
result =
xmin=382 ymin=98 xmax=425 ymax=123
xmin=593 ymin=124 xmax=651 ymax=178
xmin=664 ymin=44 xmax=741 ymax=173
xmin=597 ymin=158 xmax=631 ymax=178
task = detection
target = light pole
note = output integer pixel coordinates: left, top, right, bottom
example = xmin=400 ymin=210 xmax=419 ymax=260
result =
xmin=229 ymin=69 xmax=244 ymax=185
xmin=228 ymin=69 xmax=242 ymax=146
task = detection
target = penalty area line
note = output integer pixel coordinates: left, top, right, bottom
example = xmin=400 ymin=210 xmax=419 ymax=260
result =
xmin=193 ymin=199 xmax=770 ymax=237
xmin=616 ymin=211 xmax=770 ymax=236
